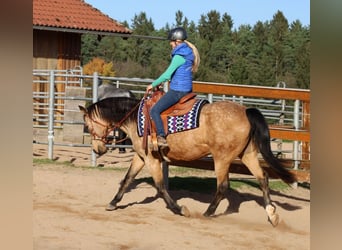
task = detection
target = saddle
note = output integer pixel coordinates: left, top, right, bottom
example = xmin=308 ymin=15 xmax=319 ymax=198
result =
xmin=142 ymin=89 xmax=197 ymax=151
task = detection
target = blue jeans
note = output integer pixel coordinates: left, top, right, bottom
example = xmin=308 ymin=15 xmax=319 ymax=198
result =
xmin=150 ymin=89 xmax=190 ymax=136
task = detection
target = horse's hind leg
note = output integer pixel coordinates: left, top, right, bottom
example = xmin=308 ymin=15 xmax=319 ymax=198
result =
xmin=241 ymin=149 xmax=279 ymax=226
xmin=106 ymin=153 xmax=144 ymax=211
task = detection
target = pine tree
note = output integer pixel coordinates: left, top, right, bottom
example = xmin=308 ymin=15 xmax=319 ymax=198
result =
xmin=80 ymin=10 xmax=310 ymax=89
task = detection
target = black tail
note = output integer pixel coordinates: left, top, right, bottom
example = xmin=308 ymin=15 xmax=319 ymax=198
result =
xmin=246 ymin=108 xmax=296 ymax=184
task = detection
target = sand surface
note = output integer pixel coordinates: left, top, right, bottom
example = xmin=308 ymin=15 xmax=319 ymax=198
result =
xmin=33 ymin=144 xmax=310 ymax=249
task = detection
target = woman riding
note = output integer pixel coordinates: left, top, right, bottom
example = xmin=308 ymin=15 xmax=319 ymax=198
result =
xmin=146 ymin=27 xmax=200 ymax=148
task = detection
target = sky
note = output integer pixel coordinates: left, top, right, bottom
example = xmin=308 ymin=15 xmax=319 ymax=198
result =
xmin=85 ymin=0 xmax=310 ymax=30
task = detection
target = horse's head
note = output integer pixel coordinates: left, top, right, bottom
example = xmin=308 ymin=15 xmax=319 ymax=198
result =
xmin=79 ymin=105 xmax=110 ymax=155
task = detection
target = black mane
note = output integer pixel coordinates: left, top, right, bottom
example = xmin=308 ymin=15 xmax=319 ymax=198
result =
xmin=87 ymin=97 xmax=141 ymax=125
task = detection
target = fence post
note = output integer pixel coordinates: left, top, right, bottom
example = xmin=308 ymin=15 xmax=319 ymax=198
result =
xmin=162 ymin=162 xmax=169 ymax=189
xmin=91 ymin=72 xmax=99 ymax=167
xmin=302 ymin=101 xmax=310 ymax=160
xmin=48 ymin=70 xmax=55 ymax=159
xmin=293 ymin=99 xmax=300 ymax=169
xmin=93 ymin=72 xmax=99 ymax=102
xmin=276 ymin=82 xmax=286 ymax=157
xmin=207 ymin=93 xmax=213 ymax=103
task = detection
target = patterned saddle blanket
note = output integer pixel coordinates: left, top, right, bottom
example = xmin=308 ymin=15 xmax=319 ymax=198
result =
xmin=137 ymin=98 xmax=208 ymax=137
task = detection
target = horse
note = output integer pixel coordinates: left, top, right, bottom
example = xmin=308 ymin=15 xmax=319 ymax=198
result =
xmin=79 ymin=94 xmax=296 ymax=226
xmin=97 ymin=84 xmax=135 ymax=153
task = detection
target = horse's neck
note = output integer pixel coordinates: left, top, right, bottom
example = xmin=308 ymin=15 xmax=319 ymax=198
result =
xmin=120 ymin=121 xmax=137 ymax=138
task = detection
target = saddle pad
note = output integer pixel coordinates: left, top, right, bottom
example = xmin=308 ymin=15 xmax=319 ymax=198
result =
xmin=137 ymin=99 xmax=209 ymax=137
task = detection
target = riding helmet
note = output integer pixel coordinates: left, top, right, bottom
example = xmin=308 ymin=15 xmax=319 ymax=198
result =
xmin=167 ymin=27 xmax=187 ymax=41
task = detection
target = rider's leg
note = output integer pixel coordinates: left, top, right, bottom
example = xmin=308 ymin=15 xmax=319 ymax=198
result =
xmin=150 ymin=89 xmax=188 ymax=146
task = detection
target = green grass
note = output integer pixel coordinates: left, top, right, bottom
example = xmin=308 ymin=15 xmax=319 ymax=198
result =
xmin=33 ymin=158 xmax=73 ymax=166
xmin=32 ymin=158 xmax=128 ymax=172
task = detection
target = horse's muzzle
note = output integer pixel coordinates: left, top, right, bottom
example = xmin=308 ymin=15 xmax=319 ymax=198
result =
xmin=92 ymin=140 xmax=108 ymax=156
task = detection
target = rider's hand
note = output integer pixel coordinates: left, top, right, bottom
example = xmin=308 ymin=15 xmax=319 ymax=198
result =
xmin=146 ymin=84 xmax=153 ymax=92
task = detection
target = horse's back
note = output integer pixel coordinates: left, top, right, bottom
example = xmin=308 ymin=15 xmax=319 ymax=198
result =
xmin=166 ymin=100 xmax=251 ymax=160
xmin=200 ymin=101 xmax=250 ymax=132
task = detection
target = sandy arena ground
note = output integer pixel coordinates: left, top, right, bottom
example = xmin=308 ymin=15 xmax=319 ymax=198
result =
xmin=33 ymin=144 xmax=310 ymax=249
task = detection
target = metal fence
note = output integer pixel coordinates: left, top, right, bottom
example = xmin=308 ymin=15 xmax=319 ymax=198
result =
xmin=33 ymin=68 xmax=307 ymax=166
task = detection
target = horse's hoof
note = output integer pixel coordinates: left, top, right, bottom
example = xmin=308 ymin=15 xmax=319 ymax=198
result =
xmin=181 ymin=205 xmax=191 ymax=217
xmin=269 ymin=213 xmax=279 ymax=227
xmin=106 ymin=204 xmax=116 ymax=211
xmin=266 ymin=204 xmax=279 ymax=227
xmin=290 ymin=182 xmax=298 ymax=189
xmin=203 ymin=211 xmax=213 ymax=217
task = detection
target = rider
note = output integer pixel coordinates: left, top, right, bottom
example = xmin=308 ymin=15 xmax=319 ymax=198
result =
xmin=146 ymin=27 xmax=200 ymax=148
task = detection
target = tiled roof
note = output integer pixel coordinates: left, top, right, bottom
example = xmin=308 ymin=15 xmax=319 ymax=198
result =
xmin=33 ymin=0 xmax=131 ymax=34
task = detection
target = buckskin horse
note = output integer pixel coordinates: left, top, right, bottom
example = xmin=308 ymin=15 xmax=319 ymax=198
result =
xmin=79 ymin=91 xmax=296 ymax=226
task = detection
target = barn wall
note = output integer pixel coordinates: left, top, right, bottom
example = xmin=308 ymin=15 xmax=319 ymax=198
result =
xmin=33 ymin=30 xmax=82 ymax=93
xmin=33 ymin=29 xmax=82 ymax=122
xmin=57 ymin=31 xmax=82 ymax=70
xmin=33 ymin=30 xmax=58 ymax=70
xmin=33 ymin=29 xmax=81 ymax=71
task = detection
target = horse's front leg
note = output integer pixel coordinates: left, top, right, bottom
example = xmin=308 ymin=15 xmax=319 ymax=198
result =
xmin=106 ymin=153 xmax=144 ymax=211
xmin=203 ymin=160 xmax=231 ymax=217
xmin=148 ymin=158 xmax=190 ymax=217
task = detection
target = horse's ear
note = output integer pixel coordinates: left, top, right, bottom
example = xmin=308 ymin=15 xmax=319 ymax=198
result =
xmin=79 ymin=105 xmax=87 ymax=114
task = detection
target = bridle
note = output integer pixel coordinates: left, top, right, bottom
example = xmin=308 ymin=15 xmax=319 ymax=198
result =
xmin=86 ymin=99 xmax=142 ymax=144
xmin=87 ymin=117 xmax=114 ymax=144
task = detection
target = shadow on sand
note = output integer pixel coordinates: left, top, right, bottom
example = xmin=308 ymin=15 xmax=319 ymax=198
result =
xmin=116 ymin=176 xmax=310 ymax=215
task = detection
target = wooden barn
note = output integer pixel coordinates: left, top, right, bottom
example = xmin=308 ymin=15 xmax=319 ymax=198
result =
xmin=33 ymin=0 xmax=131 ymax=126
xmin=33 ymin=0 xmax=131 ymax=72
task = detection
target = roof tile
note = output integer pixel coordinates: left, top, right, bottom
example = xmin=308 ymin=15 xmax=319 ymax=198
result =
xmin=33 ymin=0 xmax=131 ymax=34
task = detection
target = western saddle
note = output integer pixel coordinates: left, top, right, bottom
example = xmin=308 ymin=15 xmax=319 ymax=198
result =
xmin=142 ymin=89 xmax=197 ymax=151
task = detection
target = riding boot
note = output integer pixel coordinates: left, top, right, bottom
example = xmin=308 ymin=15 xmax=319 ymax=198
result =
xmin=157 ymin=135 xmax=169 ymax=147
